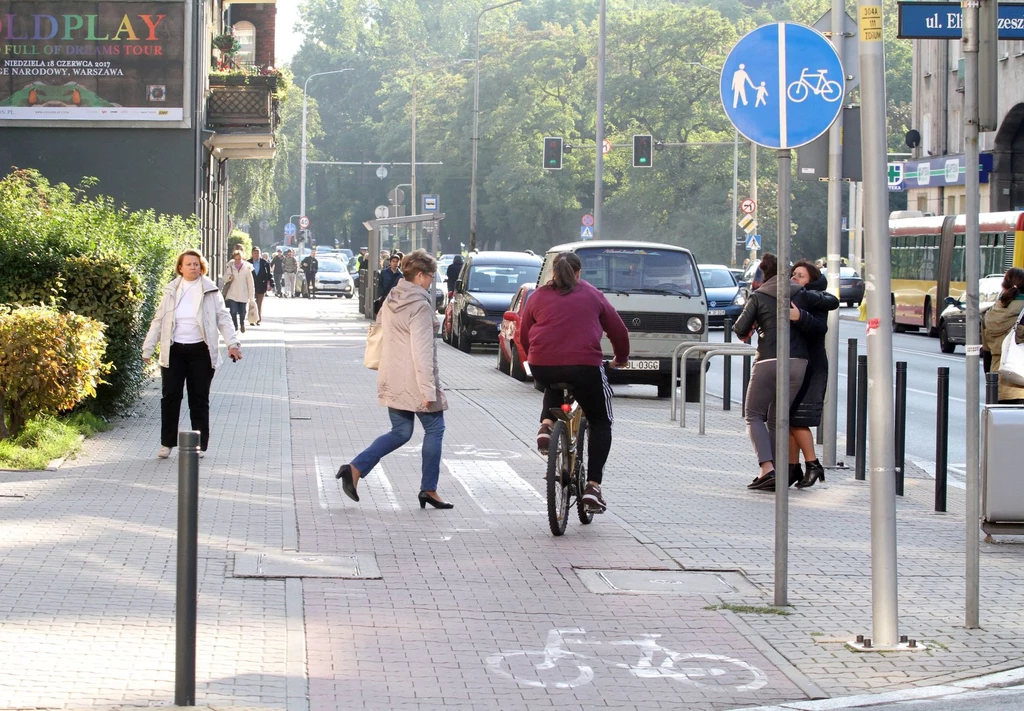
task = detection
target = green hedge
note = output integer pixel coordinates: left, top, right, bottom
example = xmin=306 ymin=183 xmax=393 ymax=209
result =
xmin=0 ymin=169 xmax=197 ymax=415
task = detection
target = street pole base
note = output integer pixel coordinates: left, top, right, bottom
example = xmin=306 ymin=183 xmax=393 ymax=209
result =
xmin=845 ymin=635 xmax=925 ymax=653
xmin=828 ymin=461 xmax=850 ymax=470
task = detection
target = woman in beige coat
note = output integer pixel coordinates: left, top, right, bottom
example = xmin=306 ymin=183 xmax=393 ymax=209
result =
xmin=982 ymin=267 xmax=1024 ymax=404
xmin=336 ymin=250 xmax=453 ymax=509
xmin=223 ymin=250 xmax=256 ymax=332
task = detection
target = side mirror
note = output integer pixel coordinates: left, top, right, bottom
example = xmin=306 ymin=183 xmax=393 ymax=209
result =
xmin=944 ymin=296 xmax=959 ymax=307
xmin=504 ymin=310 xmax=516 ymax=321
xmin=455 ymin=279 xmax=463 ymax=292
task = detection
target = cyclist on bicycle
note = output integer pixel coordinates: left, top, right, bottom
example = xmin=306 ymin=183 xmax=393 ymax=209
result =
xmin=520 ymin=252 xmax=630 ymax=512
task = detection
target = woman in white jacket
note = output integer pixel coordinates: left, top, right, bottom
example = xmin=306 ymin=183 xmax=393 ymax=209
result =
xmin=223 ymin=249 xmax=256 ymax=332
xmin=143 ymin=250 xmax=242 ymax=458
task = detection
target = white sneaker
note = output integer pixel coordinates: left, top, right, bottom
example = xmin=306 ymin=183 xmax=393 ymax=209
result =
xmin=157 ymin=446 xmax=172 ymax=459
xmin=198 ymin=450 xmax=206 ymax=459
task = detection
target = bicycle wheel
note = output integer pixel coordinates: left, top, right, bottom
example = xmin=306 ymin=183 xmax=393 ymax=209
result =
xmin=822 ymin=80 xmax=843 ymax=102
xmin=547 ymin=420 xmax=570 ymax=536
xmin=575 ymin=418 xmax=593 ymax=525
xmin=787 ymin=80 xmax=808 ymax=103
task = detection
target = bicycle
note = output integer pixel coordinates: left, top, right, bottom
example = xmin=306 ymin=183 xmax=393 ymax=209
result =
xmin=786 ymin=67 xmax=843 ymax=103
xmin=545 ymin=381 xmax=595 ymax=536
xmin=486 ymin=628 xmax=768 ymax=691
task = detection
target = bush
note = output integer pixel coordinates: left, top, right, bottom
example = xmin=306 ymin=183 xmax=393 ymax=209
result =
xmin=0 ymin=305 xmax=111 ymax=439
xmin=0 ymin=169 xmax=197 ymax=414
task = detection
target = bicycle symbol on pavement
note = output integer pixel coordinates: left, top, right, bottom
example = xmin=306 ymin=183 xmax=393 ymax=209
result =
xmin=486 ymin=628 xmax=769 ymax=691
xmin=786 ymin=68 xmax=843 ymax=103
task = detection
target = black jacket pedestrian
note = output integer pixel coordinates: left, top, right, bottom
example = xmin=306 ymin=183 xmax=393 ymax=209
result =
xmin=301 ymin=255 xmax=319 ymax=279
xmin=446 ymin=255 xmax=464 ymax=293
xmin=789 ymin=275 xmax=840 ymax=427
xmin=270 ymin=253 xmax=285 ymax=279
xmin=732 ymin=275 xmax=825 ymax=361
xmin=380 ymin=267 xmax=403 ymax=299
xmin=249 ymin=257 xmax=274 ymax=294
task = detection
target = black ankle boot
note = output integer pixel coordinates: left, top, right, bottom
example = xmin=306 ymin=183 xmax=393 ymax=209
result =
xmin=797 ymin=460 xmax=825 ymax=488
xmin=788 ymin=463 xmax=803 ymax=487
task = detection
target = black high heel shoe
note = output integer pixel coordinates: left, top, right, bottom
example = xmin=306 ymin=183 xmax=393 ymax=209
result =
xmin=796 ymin=460 xmax=825 ymax=488
xmin=418 ymin=491 xmax=454 ymax=509
xmin=336 ymin=464 xmax=359 ymax=502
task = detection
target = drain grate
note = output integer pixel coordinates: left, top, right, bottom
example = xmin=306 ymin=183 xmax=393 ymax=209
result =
xmin=232 ymin=552 xmax=381 ymax=579
xmin=576 ymin=569 xmax=758 ymax=595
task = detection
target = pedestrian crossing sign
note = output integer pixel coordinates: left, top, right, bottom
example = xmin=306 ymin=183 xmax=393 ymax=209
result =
xmin=745 ymin=233 xmax=762 ymax=251
xmin=581 ymin=225 xmax=594 ymax=239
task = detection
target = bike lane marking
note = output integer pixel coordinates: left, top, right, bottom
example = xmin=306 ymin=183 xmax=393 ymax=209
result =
xmin=444 ymin=458 xmax=544 ymax=515
xmin=314 ymin=455 xmax=401 ymax=511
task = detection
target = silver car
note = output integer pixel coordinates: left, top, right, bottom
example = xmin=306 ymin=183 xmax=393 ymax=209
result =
xmin=313 ymin=257 xmax=355 ymax=298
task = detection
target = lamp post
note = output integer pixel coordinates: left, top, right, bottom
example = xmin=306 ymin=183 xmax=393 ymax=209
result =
xmin=470 ymin=0 xmax=523 ymax=252
xmin=300 ymin=68 xmax=353 ymax=249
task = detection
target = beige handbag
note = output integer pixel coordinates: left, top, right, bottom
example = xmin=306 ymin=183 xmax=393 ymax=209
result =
xmin=364 ymin=322 xmax=384 ymax=370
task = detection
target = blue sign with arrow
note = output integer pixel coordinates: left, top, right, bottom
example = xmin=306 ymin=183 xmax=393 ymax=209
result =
xmin=720 ymin=22 xmax=845 ymax=149
xmin=284 ymin=222 xmax=296 ymax=236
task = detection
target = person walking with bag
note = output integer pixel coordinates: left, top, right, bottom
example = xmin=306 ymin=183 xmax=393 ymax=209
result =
xmin=142 ymin=249 xmax=242 ymax=458
xmin=223 ymin=249 xmax=255 ymax=332
xmin=732 ymin=253 xmax=817 ymax=492
xmin=982 ymin=267 xmax=1024 ymax=404
xmin=336 ymin=250 xmax=454 ymax=509
xmin=249 ymin=247 xmax=273 ymax=324
xmin=787 ymin=260 xmax=840 ymax=488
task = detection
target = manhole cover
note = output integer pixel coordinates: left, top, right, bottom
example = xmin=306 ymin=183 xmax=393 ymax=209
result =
xmin=233 ymin=552 xmax=381 ymax=579
xmin=576 ymin=569 xmax=757 ymax=595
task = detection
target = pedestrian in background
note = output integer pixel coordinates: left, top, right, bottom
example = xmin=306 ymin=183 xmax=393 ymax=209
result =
xmin=223 ymin=249 xmax=255 ymax=333
xmin=336 ymin=249 xmax=453 ymax=510
xmin=446 ymin=253 xmax=464 ymax=294
xmin=788 ymin=260 xmax=839 ymax=488
xmin=142 ymin=249 xmax=242 ymax=459
xmin=301 ymin=248 xmax=319 ymax=299
xmin=733 ymin=252 xmax=816 ymax=492
xmin=249 ymin=247 xmax=273 ymax=324
xmin=283 ymin=249 xmax=298 ymax=297
xmin=270 ymin=248 xmax=285 ymax=297
xmin=982 ymin=267 xmax=1024 ymax=404
xmin=380 ymin=252 xmax=403 ymax=300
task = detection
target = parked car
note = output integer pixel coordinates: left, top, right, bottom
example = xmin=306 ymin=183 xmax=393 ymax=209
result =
xmin=445 ymin=251 xmax=543 ymax=353
xmin=837 ymin=266 xmax=865 ymax=307
xmin=937 ymin=275 xmax=1004 ymax=353
xmin=497 ymin=284 xmax=535 ymax=380
xmin=313 ymin=257 xmax=355 ymax=298
xmin=699 ymin=264 xmax=746 ymax=327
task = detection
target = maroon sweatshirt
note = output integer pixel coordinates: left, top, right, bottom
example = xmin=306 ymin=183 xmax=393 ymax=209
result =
xmin=520 ymin=280 xmax=630 ymax=367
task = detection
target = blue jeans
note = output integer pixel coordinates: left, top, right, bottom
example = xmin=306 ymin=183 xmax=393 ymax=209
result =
xmin=351 ymin=409 xmax=446 ymax=492
xmin=226 ymin=299 xmax=246 ymax=329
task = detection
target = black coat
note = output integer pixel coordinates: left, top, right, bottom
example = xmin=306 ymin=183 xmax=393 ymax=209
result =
xmin=789 ymin=275 xmax=840 ymax=427
xmin=446 ymin=257 xmax=464 ymax=293
xmin=733 ymin=276 xmax=824 ymax=361
xmin=249 ymin=257 xmax=274 ymax=294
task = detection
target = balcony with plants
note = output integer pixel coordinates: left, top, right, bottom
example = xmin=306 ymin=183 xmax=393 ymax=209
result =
xmin=205 ymin=32 xmax=280 ymax=160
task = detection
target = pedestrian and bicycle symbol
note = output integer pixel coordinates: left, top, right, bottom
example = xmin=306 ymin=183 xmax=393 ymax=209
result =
xmin=721 ymin=22 xmax=845 ymax=149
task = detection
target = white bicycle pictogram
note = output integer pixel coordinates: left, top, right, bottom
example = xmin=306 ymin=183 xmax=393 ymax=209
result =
xmin=786 ymin=68 xmax=843 ymax=103
xmin=486 ymin=628 xmax=768 ymax=691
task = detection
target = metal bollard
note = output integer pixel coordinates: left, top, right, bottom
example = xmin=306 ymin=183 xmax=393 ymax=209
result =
xmin=935 ymin=367 xmax=949 ymax=513
xmin=741 ymin=355 xmax=752 ymax=417
xmin=855 ymin=354 xmax=868 ymax=481
xmin=895 ymin=361 xmax=907 ymax=496
xmin=986 ymin=372 xmax=999 ymax=405
xmin=176 ymin=430 xmax=200 ymax=707
xmin=723 ymin=318 xmax=732 ymax=411
xmin=846 ymin=338 xmax=858 ymax=457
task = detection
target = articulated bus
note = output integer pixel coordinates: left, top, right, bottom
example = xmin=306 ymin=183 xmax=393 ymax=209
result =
xmin=889 ymin=211 xmax=1024 ymax=334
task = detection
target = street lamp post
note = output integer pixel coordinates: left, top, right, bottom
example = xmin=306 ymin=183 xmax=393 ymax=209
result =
xmin=470 ymin=0 xmax=523 ymax=252
xmin=300 ymin=68 xmax=354 ymax=250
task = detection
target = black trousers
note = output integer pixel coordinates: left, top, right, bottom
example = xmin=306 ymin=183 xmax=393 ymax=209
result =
xmin=531 ymin=364 xmax=614 ymax=484
xmin=161 ymin=342 xmax=215 ymax=450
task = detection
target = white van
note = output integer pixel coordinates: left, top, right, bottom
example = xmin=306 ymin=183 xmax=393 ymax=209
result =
xmin=538 ymin=240 xmax=708 ymax=399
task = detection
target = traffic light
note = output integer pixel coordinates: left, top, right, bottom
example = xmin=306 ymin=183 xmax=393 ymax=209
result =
xmin=633 ymin=134 xmax=653 ymax=168
xmin=543 ymin=137 xmax=563 ymax=170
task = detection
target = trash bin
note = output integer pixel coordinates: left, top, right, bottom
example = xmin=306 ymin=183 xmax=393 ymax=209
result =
xmin=982 ymin=404 xmax=1024 ymax=537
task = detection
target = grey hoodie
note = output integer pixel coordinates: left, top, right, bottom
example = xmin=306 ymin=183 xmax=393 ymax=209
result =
xmin=732 ymin=275 xmax=812 ymax=361
xmin=377 ymin=278 xmax=448 ymax=412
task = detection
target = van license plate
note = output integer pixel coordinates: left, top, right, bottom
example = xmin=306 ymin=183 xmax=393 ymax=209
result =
xmin=622 ymin=360 xmax=659 ymax=370
xmin=709 ymin=309 xmax=725 ymax=316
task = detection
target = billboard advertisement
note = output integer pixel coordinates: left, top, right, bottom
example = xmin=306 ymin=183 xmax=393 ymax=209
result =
xmin=0 ymin=0 xmax=187 ymax=124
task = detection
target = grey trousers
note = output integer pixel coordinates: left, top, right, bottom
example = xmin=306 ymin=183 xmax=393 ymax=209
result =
xmin=744 ymin=358 xmax=808 ymax=466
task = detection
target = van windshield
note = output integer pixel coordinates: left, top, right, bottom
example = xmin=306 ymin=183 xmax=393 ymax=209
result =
xmin=576 ymin=247 xmax=700 ymax=296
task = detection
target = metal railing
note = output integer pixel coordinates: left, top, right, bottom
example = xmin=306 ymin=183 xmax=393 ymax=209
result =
xmin=697 ymin=347 xmax=757 ymax=434
xmin=670 ymin=342 xmax=755 ymax=426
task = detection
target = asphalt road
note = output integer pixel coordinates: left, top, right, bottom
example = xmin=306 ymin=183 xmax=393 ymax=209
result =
xmin=705 ymin=306 xmax=983 ymax=487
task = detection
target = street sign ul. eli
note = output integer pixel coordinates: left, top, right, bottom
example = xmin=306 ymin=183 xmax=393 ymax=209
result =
xmin=721 ymin=22 xmax=844 ymax=149
xmin=284 ymin=223 xmax=296 ymax=236
xmin=580 ymin=225 xmax=594 ymax=240
xmin=897 ymin=2 xmax=1024 ymax=40
xmin=298 ymin=215 xmax=310 ymax=229
xmin=740 ymin=198 xmax=756 ymax=214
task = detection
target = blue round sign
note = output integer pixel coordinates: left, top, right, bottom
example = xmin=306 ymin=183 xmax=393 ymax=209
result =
xmin=720 ymin=22 xmax=844 ymax=149
xmin=284 ymin=222 xmax=296 ymax=236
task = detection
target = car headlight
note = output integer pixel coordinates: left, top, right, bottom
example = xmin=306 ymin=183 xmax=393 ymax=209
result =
xmin=466 ymin=304 xmax=486 ymax=317
xmin=687 ymin=316 xmax=703 ymax=333
xmin=731 ymin=292 xmax=746 ymax=306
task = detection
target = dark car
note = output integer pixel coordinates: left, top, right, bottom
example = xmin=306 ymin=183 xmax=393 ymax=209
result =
xmin=446 ymin=251 xmax=543 ymax=353
xmin=698 ymin=264 xmax=746 ymax=327
xmin=497 ymin=283 xmax=535 ymax=380
xmin=838 ymin=267 xmax=865 ymax=307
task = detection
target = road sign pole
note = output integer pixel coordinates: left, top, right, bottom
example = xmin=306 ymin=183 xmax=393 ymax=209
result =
xmin=774 ymin=148 xmax=792 ymax=608
xmin=859 ymin=0 xmax=899 ymax=647
xmin=963 ymin=0 xmax=983 ymax=630
xmin=750 ymin=142 xmax=758 ymax=262
xmin=731 ymin=128 xmax=740 ymax=267
xmin=822 ymin=0 xmax=846 ymax=469
xmin=594 ymin=0 xmax=606 ymax=239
